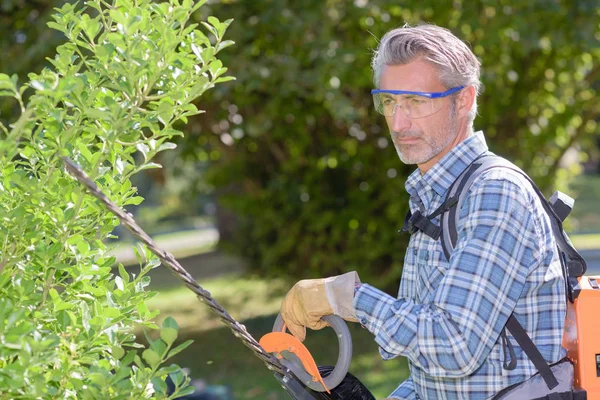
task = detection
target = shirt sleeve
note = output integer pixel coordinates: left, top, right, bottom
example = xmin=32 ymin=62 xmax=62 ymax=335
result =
xmin=387 ymin=376 xmax=416 ymax=399
xmin=353 ymin=174 xmax=543 ymax=378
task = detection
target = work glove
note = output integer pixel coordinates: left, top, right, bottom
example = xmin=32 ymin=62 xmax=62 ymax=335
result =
xmin=280 ymin=271 xmax=360 ymax=341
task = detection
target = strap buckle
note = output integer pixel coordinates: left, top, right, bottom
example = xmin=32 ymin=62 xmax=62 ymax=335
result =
xmin=400 ymin=211 xmax=442 ymax=240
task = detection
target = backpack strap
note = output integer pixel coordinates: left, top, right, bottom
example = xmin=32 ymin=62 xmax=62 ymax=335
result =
xmin=440 ymin=154 xmax=515 ymax=260
xmin=506 ymin=315 xmax=559 ymax=390
xmin=440 ymin=154 xmax=587 ymax=290
xmin=400 ymin=197 xmax=458 ymax=240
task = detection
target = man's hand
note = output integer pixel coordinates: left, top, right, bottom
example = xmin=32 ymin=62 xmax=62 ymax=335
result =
xmin=280 ymin=271 xmax=360 ymax=341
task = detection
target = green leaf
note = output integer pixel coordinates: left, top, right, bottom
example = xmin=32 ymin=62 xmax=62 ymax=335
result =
xmin=142 ymin=348 xmax=161 ymax=368
xmin=88 ymin=372 xmax=107 ymax=386
xmin=49 ymin=288 xmax=60 ymax=302
xmin=90 ymin=316 xmax=105 ymax=329
xmin=77 ymin=142 xmax=94 ymax=163
xmin=162 ymin=316 xmax=179 ymax=330
xmin=81 ymin=14 xmax=101 ymax=41
xmin=167 ymin=339 xmax=193 ymax=359
xmin=118 ymin=264 xmax=130 ymax=284
xmin=156 ymin=364 xmax=180 ymax=378
xmin=137 ymin=302 xmax=149 ymax=317
xmin=173 ymin=385 xmax=196 ymax=398
xmin=121 ymin=350 xmax=137 ymax=367
xmin=160 ymin=327 xmax=177 ymax=346
xmin=56 ymin=302 xmax=75 ymax=311
xmin=151 ymin=377 xmax=167 ymax=395
xmin=30 ymin=80 xmax=50 ymax=91
xmin=150 ymin=338 xmax=167 ymax=357
xmin=136 ymin=162 xmax=162 ymax=172
xmin=214 ymin=76 xmax=235 ymax=84
xmin=66 ymin=234 xmax=84 ymax=246
xmin=81 ymin=302 xmax=91 ymax=332
xmin=104 ymin=307 xmax=120 ymax=318
xmin=158 ymin=142 xmax=177 ymax=152
xmin=123 ymin=196 xmax=144 ymax=206
xmin=112 ymin=346 xmax=125 ymax=360
xmin=134 ymin=354 xmax=144 ymax=368
xmin=135 ymin=143 xmax=150 ymax=161
xmin=215 ymin=39 xmax=235 ymax=53
xmin=114 ymin=157 xmax=126 ymax=175
xmin=169 ymin=369 xmax=184 ymax=387
xmin=76 ymin=239 xmax=90 ymax=255
xmin=162 ymin=129 xmax=185 ymax=138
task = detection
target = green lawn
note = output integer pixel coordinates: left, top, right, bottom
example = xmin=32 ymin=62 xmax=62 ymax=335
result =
xmin=571 ymin=233 xmax=600 ymax=251
xmin=109 ymin=229 xmax=217 ymax=266
xmin=569 ymin=174 xmax=600 ymax=234
xmin=565 ymin=173 xmax=600 ymax=251
xmin=143 ymin=271 xmax=409 ymax=399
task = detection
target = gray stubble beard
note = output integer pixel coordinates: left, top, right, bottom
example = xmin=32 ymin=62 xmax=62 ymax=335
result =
xmin=392 ymin=103 xmax=458 ymax=165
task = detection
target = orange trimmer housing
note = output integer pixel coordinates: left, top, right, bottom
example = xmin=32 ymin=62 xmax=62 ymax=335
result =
xmin=563 ymin=275 xmax=600 ymax=398
xmin=259 ymin=331 xmax=330 ymax=393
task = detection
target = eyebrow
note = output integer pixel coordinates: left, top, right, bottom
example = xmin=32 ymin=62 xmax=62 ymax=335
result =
xmin=381 ymin=93 xmax=419 ymax=99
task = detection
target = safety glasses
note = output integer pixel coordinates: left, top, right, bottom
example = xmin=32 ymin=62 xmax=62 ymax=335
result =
xmin=371 ymin=86 xmax=464 ymax=119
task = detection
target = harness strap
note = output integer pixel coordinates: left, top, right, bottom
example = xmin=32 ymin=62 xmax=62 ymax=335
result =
xmin=401 ymin=210 xmax=442 ymax=239
xmin=400 ymin=197 xmax=458 ymax=240
xmin=506 ymin=314 xmax=559 ymax=390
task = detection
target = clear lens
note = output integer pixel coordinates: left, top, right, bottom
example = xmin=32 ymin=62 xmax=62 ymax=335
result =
xmin=372 ymin=93 xmax=443 ymax=119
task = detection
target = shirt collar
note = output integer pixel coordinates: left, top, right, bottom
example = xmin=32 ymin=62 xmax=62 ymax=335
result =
xmin=405 ymin=131 xmax=489 ymax=198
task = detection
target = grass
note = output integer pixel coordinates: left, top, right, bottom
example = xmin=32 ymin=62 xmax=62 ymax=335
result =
xmin=142 ymin=267 xmax=409 ymax=399
xmin=570 ymin=233 xmax=600 ymax=251
xmin=569 ymin=174 xmax=600 ymax=234
xmin=108 ymin=229 xmax=218 ymax=266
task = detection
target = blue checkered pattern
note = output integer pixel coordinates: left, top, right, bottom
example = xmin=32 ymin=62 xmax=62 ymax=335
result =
xmin=354 ymin=132 xmax=566 ymax=399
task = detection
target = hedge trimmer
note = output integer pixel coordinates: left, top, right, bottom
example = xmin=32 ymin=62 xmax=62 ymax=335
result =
xmin=62 ymin=156 xmax=371 ymax=399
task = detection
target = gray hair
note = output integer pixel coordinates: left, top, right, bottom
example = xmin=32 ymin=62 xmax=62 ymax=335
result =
xmin=372 ymin=24 xmax=481 ymax=123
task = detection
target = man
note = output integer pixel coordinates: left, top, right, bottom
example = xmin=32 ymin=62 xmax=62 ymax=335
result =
xmin=280 ymin=24 xmax=567 ymax=399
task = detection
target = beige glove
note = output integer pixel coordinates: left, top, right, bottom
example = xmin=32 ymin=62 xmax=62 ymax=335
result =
xmin=280 ymin=271 xmax=360 ymax=341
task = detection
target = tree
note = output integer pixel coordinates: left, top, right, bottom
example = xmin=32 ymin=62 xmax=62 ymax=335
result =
xmin=178 ymin=0 xmax=599 ymax=287
xmin=2 ymin=0 xmax=599 ymax=288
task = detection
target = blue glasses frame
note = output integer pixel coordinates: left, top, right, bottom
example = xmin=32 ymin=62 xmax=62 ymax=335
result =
xmin=371 ymin=86 xmax=464 ymax=98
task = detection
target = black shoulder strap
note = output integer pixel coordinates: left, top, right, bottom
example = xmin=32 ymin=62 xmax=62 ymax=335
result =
xmin=505 ymin=315 xmax=559 ymax=390
xmin=440 ymin=154 xmax=587 ymax=279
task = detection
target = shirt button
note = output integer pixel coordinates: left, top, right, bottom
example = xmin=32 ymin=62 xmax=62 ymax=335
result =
xmin=361 ymin=318 xmax=368 ymax=325
xmin=425 ymin=254 xmax=429 ymax=261
xmin=413 ymin=249 xmax=418 ymax=255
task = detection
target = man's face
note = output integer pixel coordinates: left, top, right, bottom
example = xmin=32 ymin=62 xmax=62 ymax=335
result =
xmin=379 ymin=60 xmax=459 ymax=169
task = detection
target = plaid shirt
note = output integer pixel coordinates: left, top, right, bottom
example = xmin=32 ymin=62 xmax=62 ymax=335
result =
xmin=354 ymin=132 xmax=566 ymax=399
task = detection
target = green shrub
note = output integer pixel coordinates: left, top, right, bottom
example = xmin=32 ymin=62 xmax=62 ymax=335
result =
xmin=0 ymin=0 xmax=232 ymax=397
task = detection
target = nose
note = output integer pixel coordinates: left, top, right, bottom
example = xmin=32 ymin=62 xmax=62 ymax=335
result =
xmin=390 ymin=106 xmax=412 ymax=133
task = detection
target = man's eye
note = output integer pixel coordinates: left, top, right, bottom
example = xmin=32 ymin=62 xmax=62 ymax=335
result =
xmin=410 ymin=98 xmax=426 ymax=105
xmin=382 ymin=98 xmax=395 ymax=105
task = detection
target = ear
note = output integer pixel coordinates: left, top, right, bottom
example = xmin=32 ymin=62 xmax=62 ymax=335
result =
xmin=457 ymin=85 xmax=476 ymax=118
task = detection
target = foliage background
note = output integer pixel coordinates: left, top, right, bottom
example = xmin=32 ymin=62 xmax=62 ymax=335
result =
xmin=185 ymin=0 xmax=600 ymax=289
xmin=2 ymin=0 xmax=599 ymax=288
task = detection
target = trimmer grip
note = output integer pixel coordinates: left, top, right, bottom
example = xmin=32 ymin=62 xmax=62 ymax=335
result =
xmin=272 ymin=314 xmax=352 ymax=392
